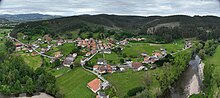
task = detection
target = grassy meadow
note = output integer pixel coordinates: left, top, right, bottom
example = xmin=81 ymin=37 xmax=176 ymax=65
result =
xmin=104 ymin=69 xmax=163 ymax=98
xmin=18 ymin=52 xmax=42 ymax=69
xmin=0 ymin=29 xmax=11 ymax=52
xmin=56 ymin=67 xmax=96 ymax=98
xmin=122 ymin=40 xmax=184 ymax=58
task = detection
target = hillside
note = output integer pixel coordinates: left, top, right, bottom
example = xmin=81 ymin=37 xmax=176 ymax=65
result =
xmin=11 ymin=14 xmax=220 ymax=42
xmin=0 ymin=13 xmax=61 ymax=22
xmin=0 ymin=18 xmax=9 ymax=23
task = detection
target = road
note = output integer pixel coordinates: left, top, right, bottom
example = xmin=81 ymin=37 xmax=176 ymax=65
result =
xmin=7 ymin=33 xmax=55 ymax=59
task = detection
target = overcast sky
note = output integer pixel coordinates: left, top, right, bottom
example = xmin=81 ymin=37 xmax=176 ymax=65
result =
xmin=0 ymin=0 xmax=220 ymax=16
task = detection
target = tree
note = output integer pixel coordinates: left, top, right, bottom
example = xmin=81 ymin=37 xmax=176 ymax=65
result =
xmin=53 ymin=59 xmax=61 ymax=68
xmin=13 ymin=80 xmax=22 ymax=94
xmin=70 ymin=64 xmax=74 ymax=69
xmin=120 ymin=59 xmax=124 ymax=64
xmin=198 ymin=49 xmax=206 ymax=60
xmin=5 ymin=39 xmax=15 ymax=53
xmin=25 ymin=77 xmax=35 ymax=94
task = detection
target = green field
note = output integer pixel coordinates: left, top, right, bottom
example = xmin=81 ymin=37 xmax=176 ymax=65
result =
xmin=19 ymin=52 xmax=42 ymax=69
xmin=56 ymin=67 xmax=96 ymax=98
xmin=122 ymin=41 xmax=184 ymax=58
xmin=45 ymin=43 xmax=77 ymax=58
xmin=90 ymin=52 xmax=124 ymax=65
xmin=104 ymin=69 xmax=161 ymax=97
xmin=104 ymin=70 xmax=145 ymax=97
xmin=204 ymin=45 xmax=220 ymax=97
xmin=90 ymin=41 xmax=184 ymax=65
xmin=205 ymin=46 xmax=220 ymax=65
xmin=49 ymin=67 xmax=70 ymax=77
xmin=0 ymin=29 xmax=11 ymax=52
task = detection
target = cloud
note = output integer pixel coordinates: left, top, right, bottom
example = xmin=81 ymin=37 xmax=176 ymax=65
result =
xmin=0 ymin=0 xmax=219 ymax=16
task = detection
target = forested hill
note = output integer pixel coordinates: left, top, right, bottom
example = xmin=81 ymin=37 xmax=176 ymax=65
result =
xmin=0 ymin=18 xmax=9 ymax=23
xmin=11 ymin=14 xmax=220 ymax=42
xmin=0 ymin=14 xmax=61 ymax=22
xmin=12 ymin=14 xmax=160 ymax=34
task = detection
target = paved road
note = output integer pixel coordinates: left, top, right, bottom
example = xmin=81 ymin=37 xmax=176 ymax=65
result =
xmin=171 ymin=48 xmax=189 ymax=55
xmin=81 ymin=51 xmax=109 ymax=83
xmin=7 ymin=33 xmax=55 ymax=59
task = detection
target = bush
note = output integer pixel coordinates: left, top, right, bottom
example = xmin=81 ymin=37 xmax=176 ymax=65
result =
xmin=127 ymin=87 xmax=145 ymax=97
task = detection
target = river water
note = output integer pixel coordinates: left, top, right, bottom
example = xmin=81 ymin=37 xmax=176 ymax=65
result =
xmin=165 ymin=55 xmax=203 ymax=98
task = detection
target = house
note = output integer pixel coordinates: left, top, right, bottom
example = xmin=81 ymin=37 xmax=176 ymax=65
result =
xmin=106 ymin=65 xmax=113 ymax=73
xmin=66 ymin=39 xmax=73 ymax=43
xmin=87 ymin=78 xmax=102 ymax=93
xmin=120 ymin=67 xmax=125 ymax=71
xmin=143 ymin=56 xmax=159 ymax=64
xmin=141 ymin=52 xmax=148 ymax=57
xmin=63 ymin=53 xmax=77 ymax=67
xmin=152 ymin=52 xmax=162 ymax=58
xmin=38 ymin=38 xmax=42 ymax=41
xmin=96 ymin=91 xmax=109 ymax=98
xmin=15 ymin=43 xmax=23 ymax=51
xmin=31 ymin=52 xmax=37 ymax=56
xmin=76 ymin=37 xmax=82 ymax=42
xmin=142 ymin=56 xmax=150 ymax=64
xmin=43 ymin=34 xmax=52 ymax=43
xmin=160 ymin=48 xmax=167 ymax=56
xmin=54 ymin=51 xmax=63 ymax=58
xmin=40 ymin=48 xmax=47 ymax=53
xmin=132 ymin=62 xmax=145 ymax=71
xmin=103 ymin=49 xmax=111 ymax=54
xmin=72 ymin=53 xmax=77 ymax=58
xmin=63 ymin=56 xmax=74 ymax=67
xmin=185 ymin=40 xmax=192 ymax=49
xmin=91 ymin=49 xmax=97 ymax=54
xmin=97 ymin=58 xmax=107 ymax=65
xmin=125 ymin=60 xmax=133 ymax=66
xmin=93 ymin=65 xmax=99 ymax=71
xmin=57 ymin=39 xmax=64 ymax=46
xmin=32 ymin=44 xmax=39 ymax=49
xmin=93 ymin=64 xmax=114 ymax=74
xmin=80 ymin=58 xmax=87 ymax=66
xmin=98 ymin=66 xmax=107 ymax=74
xmin=86 ymin=52 xmax=91 ymax=57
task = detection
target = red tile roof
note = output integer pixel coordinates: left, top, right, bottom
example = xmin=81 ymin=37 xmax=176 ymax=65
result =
xmin=87 ymin=78 xmax=101 ymax=93
xmin=132 ymin=62 xmax=143 ymax=69
xmin=93 ymin=65 xmax=99 ymax=69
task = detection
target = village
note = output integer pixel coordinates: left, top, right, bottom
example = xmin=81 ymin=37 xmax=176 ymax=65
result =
xmin=11 ymin=33 xmax=192 ymax=98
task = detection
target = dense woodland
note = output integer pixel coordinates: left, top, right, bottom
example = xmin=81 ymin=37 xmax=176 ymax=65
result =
xmin=0 ymin=40 xmax=62 ymax=97
xmin=11 ymin=15 xmax=220 ymax=43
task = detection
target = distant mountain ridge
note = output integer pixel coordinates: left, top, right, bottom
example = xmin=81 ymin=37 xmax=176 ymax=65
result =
xmin=0 ymin=18 xmax=9 ymax=23
xmin=12 ymin=14 xmax=220 ymax=32
xmin=11 ymin=14 xmax=220 ymax=41
xmin=0 ymin=13 xmax=62 ymax=22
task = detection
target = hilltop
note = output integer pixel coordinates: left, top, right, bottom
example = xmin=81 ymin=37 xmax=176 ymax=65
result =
xmin=11 ymin=14 xmax=220 ymax=42
xmin=0 ymin=13 xmax=61 ymax=22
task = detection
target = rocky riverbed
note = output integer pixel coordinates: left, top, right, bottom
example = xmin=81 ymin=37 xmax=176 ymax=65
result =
xmin=168 ymin=55 xmax=204 ymax=98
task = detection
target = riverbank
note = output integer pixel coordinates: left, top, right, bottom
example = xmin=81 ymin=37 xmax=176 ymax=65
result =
xmin=165 ymin=55 xmax=204 ymax=98
xmin=186 ymin=62 xmax=204 ymax=97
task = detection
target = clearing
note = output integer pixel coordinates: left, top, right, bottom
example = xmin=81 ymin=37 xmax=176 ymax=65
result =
xmin=56 ymin=67 xmax=96 ymax=98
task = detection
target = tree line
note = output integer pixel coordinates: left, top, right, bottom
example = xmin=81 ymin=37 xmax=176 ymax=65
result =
xmin=133 ymin=50 xmax=192 ymax=97
xmin=0 ymin=40 xmax=63 ymax=97
xmin=191 ymin=39 xmax=219 ymax=98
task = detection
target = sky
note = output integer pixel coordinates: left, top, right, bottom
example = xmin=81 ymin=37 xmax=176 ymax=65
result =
xmin=0 ymin=0 xmax=220 ymax=16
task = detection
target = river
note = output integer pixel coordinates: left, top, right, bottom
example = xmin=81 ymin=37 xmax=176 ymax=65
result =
xmin=165 ymin=55 xmax=204 ymax=98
